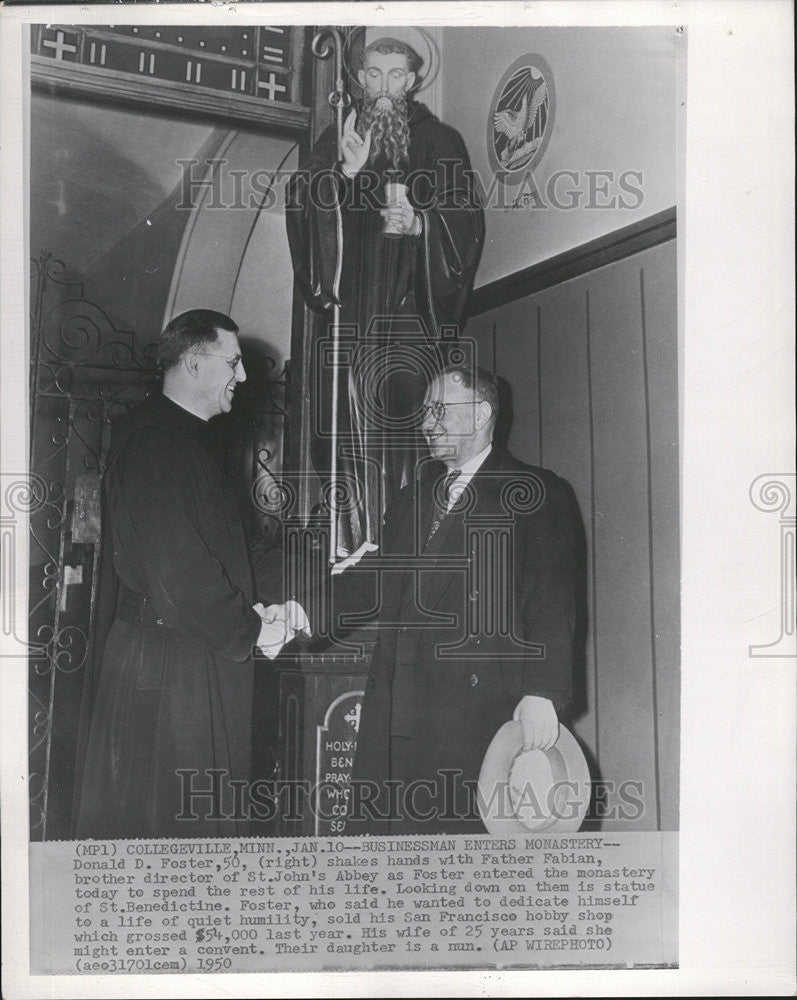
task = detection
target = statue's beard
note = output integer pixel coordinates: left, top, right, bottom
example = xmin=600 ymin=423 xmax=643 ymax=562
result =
xmin=359 ymin=92 xmax=410 ymax=173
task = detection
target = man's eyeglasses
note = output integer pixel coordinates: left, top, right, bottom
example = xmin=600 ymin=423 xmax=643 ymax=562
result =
xmin=196 ymin=352 xmax=243 ymax=374
xmin=420 ymin=400 xmax=479 ymax=422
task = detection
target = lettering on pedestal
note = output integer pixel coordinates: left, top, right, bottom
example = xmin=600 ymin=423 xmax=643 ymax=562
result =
xmin=314 ymin=690 xmax=363 ymax=837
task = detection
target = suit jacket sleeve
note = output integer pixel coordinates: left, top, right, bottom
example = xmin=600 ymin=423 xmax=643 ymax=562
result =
xmin=293 ymin=486 xmax=414 ymax=641
xmin=300 ymin=552 xmax=381 ymax=643
xmin=517 ymin=473 xmax=582 ymax=710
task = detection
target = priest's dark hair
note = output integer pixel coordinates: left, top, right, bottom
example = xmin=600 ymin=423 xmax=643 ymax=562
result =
xmin=158 ymin=309 xmax=239 ymax=372
xmin=440 ymin=363 xmax=499 ymax=424
xmin=362 ymin=37 xmax=423 ymax=86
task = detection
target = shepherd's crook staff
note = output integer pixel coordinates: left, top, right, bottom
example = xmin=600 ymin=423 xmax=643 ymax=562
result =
xmin=311 ymin=27 xmax=351 ymax=563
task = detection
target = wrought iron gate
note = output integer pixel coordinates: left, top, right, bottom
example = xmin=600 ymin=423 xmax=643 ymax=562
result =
xmin=28 ymin=253 xmax=160 ymax=840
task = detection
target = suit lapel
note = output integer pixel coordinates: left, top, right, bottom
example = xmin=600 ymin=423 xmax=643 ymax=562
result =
xmin=419 ymin=449 xmax=506 ymax=614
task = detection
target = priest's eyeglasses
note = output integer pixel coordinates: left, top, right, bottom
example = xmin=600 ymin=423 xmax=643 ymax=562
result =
xmin=197 ymin=352 xmax=243 ymax=373
xmin=420 ymin=400 xmax=479 ymax=422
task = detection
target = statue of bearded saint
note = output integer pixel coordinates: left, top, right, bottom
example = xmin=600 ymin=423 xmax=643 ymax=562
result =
xmin=355 ymin=85 xmax=411 ymax=175
xmin=286 ymin=39 xmax=484 ymax=555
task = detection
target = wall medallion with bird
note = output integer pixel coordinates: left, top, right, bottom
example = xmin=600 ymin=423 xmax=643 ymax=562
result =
xmin=489 ymin=56 xmax=555 ymax=177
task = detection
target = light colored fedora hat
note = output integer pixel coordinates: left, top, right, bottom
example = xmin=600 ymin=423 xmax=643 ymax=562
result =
xmin=477 ymin=721 xmax=591 ymax=835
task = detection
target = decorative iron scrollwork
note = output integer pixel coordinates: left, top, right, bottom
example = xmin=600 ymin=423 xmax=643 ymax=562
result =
xmin=28 ymin=253 xmax=160 ymax=840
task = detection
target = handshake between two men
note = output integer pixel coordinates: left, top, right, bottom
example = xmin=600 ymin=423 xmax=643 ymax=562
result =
xmin=250 ymin=540 xmax=378 ymax=659
xmin=253 ymin=599 xmax=312 ymax=659
xmin=249 ymin=537 xmax=560 ymax=754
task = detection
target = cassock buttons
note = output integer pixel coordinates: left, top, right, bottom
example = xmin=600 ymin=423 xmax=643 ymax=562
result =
xmin=470 ymin=673 xmax=479 ymax=687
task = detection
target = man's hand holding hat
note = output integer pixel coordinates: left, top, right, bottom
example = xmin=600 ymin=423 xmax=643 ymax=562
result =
xmin=513 ymin=695 xmax=559 ymax=751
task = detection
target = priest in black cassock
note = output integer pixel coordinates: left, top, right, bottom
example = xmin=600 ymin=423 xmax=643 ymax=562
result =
xmin=76 ymin=310 xmax=288 ymax=839
xmin=286 ymin=36 xmax=485 ymax=553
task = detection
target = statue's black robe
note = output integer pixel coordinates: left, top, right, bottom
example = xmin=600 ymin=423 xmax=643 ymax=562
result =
xmin=287 ymin=101 xmax=485 ymax=552
xmin=75 ymin=394 xmax=269 ymax=839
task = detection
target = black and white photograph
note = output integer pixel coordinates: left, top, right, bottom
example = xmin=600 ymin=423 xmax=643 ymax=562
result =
xmin=24 ymin=17 xmax=679 ymax=844
xmin=0 ymin=2 xmax=793 ymax=997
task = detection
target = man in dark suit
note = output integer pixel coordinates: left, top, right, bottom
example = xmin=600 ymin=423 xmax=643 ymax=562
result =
xmin=300 ymin=363 xmax=584 ymax=834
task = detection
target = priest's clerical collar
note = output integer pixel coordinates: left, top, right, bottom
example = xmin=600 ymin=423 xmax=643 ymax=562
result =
xmin=161 ymin=390 xmax=209 ymax=424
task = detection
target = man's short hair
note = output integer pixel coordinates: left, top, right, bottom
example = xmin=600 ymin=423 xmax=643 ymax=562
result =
xmin=158 ymin=309 xmax=239 ymax=371
xmin=362 ymin=37 xmax=424 ymax=85
xmin=440 ymin=364 xmax=499 ymax=422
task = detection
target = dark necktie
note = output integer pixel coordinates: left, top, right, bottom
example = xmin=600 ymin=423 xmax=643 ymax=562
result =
xmin=426 ymin=469 xmax=461 ymax=546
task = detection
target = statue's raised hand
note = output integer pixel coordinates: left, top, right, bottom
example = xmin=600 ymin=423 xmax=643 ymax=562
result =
xmin=339 ymin=109 xmax=372 ymax=178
